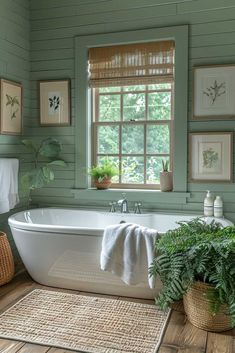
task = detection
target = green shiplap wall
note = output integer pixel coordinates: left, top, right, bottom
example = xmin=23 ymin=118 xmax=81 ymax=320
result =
xmin=29 ymin=0 xmax=235 ymax=222
xmin=0 ymin=0 xmax=30 ymax=269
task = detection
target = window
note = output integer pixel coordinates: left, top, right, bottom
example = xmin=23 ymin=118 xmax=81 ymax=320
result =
xmin=75 ymin=25 xmax=188 ymax=195
xmin=89 ymin=41 xmax=175 ymax=188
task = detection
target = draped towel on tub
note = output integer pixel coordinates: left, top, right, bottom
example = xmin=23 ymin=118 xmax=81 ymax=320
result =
xmin=0 ymin=158 xmax=19 ymax=214
xmin=100 ymin=223 xmax=158 ymax=289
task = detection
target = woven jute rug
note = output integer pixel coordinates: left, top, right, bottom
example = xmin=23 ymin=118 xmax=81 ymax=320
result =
xmin=0 ymin=289 xmax=170 ymax=353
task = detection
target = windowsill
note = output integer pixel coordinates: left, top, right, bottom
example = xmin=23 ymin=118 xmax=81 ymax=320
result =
xmin=71 ymin=188 xmax=190 ymax=204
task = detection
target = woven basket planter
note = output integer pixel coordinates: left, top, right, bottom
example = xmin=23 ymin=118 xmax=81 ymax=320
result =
xmin=183 ymin=281 xmax=232 ymax=332
xmin=0 ymin=232 xmax=14 ymax=286
xmin=94 ymin=177 xmax=112 ymax=190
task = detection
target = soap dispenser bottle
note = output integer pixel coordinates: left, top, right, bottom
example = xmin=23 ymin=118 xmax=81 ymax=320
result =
xmin=204 ymin=191 xmax=214 ymax=217
xmin=214 ymin=196 xmax=223 ymax=218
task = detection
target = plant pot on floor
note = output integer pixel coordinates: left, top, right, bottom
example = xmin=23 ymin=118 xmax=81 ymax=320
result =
xmin=94 ymin=177 xmax=112 ymax=190
xmin=183 ymin=281 xmax=232 ymax=332
xmin=0 ymin=231 xmax=15 ymax=286
xmin=160 ymin=171 xmax=173 ymax=191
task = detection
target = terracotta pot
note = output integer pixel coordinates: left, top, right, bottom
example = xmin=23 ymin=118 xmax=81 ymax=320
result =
xmin=0 ymin=232 xmax=15 ymax=286
xmin=94 ymin=177 xmax=112 ymax=190
xmin=160 ymin=171 xmax=173 ymax=191
xmin=183 ymin=281 xmax=232 ymax=332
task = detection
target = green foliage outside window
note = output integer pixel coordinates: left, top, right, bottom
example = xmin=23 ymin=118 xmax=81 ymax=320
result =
xmin=95 ymin=84 xmax=172 ymax=185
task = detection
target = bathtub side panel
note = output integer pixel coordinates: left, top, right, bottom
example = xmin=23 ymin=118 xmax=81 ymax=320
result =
xmin=10 ymin=227 xmax=160 ymax=299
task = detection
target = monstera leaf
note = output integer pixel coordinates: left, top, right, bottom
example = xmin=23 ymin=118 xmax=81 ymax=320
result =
xmin=21 ymin=139 xmax=37 ymax=153
xmin=39 ymin=138 xmax=62 ymax=158
xmin=21 ymin=137 xmax=66 ymax=193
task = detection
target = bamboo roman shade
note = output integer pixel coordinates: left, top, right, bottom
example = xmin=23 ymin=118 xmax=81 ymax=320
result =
xmin=88 ymin=40 xmax=175 ymax=87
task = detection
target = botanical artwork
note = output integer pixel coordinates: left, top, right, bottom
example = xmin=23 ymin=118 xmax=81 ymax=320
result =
xmin=6 ymin=94 xmax=20 ymax=120
xmin=48 ymin=92 xmax=61 ymax=115
xmin=39 ymin=80 xmax=70 ymax=126
xmin=199 ymin=142 xmax=222 ymax=174
xmin=0 ymin=79 xmax=22 ymax=135
xmin=190 ymin=132 xmax=232 ymax=182
xmin=203 ymin=80 xmax=226 ymax=105
xmin=193 ymin=65 xmax=235 ymax=119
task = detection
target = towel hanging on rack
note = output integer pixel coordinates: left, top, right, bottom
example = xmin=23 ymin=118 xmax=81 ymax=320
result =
xmin=0 ymin=158 xmax=19 ymax=214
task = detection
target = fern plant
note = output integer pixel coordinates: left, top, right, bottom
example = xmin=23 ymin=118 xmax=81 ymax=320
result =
xmin=89 ymin=160 xmax=118 ymax=182
xmin=149 ymin=218 xmax=235 ymax=326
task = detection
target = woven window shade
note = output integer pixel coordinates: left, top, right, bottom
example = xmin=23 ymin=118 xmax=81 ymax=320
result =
xmin=88 ymin=40 xmax=175 ymax=87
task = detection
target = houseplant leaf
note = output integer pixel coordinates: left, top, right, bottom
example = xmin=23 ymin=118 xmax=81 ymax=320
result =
xmin=39 ymin=138 xmax=62 ymax=158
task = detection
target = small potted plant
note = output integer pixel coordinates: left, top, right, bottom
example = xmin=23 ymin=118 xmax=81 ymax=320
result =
xmin=89 ymin=160 xmax=118 ymax=190
xmin=149 ymin=218 xmax=235 ymax=332
xmin=160 ymin=160 xmax=173 ymax=191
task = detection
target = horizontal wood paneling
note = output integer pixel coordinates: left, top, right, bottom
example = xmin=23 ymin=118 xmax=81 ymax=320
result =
xmin=0 ymin=0 xmax=30 ymax=261
xmin=29 ymin=0 xmax=235 ymax=222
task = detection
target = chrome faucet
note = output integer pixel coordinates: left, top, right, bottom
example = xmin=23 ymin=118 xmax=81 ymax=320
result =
xmin=117 ymin=193 xmax=129 ymax=213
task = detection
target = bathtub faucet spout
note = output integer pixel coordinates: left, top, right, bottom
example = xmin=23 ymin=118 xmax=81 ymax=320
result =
xmin=117 ymin=193 xmax=129 ymax=213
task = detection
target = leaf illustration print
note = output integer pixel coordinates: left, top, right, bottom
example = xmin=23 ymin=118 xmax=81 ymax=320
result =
xmin=6 ymin=94 xmax=20 ymax=119
xmin=48 ymin=92 xmax=61 ymax=115
xmin=203 ymin=80 xmax=226 ymax=105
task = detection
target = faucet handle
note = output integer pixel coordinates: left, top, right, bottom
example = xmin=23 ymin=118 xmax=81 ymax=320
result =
xmin=109 ymin=201 xmax=116 ymax=213
xmin=134 ymin=202 xmax=142 ymax=214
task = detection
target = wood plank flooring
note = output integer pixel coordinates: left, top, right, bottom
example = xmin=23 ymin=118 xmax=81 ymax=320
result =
xmin=0 ymin=272 xmax=234 ymax=353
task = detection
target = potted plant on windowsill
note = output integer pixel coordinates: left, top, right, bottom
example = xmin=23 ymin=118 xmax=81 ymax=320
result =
xmin=89 ymin=160 xmax=119 ymax=190
xmin=160 ymin=160 xmax=173 ymax=192
xmin=149 ymin=218 xmax=235 ymax=332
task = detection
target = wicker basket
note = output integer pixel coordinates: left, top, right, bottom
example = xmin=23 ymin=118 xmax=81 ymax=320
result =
xmin=183 ymin=281 xmax=232 ymax=332
xmin=94 ymin=177 xmax=112 ymax=190
xmin=0 ymin=232 xmax=14 ymax=286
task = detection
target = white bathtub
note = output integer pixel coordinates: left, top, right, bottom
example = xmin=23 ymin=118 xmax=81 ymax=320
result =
xmin=8 ymin=208 xmax=233 ymax=299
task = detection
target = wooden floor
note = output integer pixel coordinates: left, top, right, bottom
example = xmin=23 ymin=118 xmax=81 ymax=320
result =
xmin=0 ymin=272 xmax=234 ymax=353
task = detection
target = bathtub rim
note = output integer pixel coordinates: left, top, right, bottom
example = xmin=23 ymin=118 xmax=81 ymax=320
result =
xmin=8 ymin=207 xmax=233 ymax=236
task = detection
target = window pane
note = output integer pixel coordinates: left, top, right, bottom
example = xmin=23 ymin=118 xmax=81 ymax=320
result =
xmin=97 ymin=156 xmax=119 ymax=183
xmin=148 ymin=83 xmax=172 ymax=90
xmin=97 ymin=125 xmax=119 ymax=154
xmin=146 ymin=156 xmax=170 ymax=184
xmin=123 ymin=93 xmax=145 ymax=121
xmin=122 ymin=125 xmax=144 ymax=154
xmin=147 ymin=125 xmax=170 ymax=154
xmin=99 ymin=94 xmax=120 ymax=121
xmin=123 ymin=85 xmax=146 ymax=91
xmin=99 ymin=87 xmax=121 ymax=93
xmin=121 ymin=157 xmax=144 ymax=184
xmin=148 ymin=91 xmax=171 ymax=120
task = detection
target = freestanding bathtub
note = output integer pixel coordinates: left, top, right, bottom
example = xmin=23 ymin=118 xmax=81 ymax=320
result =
xmin=8 ymin=208 xmax=233 ymax=299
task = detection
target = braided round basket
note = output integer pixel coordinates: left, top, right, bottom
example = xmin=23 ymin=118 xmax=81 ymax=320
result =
xmin=0 ymin=232 xmax=14 ymax=286
xmin=183 ymin=281 xmax=232 ymax=332
xmin=94 ymin=177 xmax=112 ymax=190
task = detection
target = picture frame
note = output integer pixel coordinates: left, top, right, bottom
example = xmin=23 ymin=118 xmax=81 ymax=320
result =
xmin=189 ymin=132 xmax=233 ymax=182
xmin=193 ymin=64 xmax=235 ymax=120
xmin=39 ymin=79 xmax=71 ymax=126
xmin=0 ymin=79 xmax=22 ymax=135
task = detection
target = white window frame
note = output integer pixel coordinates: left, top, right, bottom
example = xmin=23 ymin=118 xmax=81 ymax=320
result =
xmin=74 ymin=25 xmax=189 ymax=203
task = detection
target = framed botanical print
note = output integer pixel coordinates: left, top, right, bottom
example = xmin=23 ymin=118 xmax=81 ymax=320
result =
xmin=0 ymin=79 xmax=22 ymax=135
xmin=189 ymin=132 xmax=233 ymax=182
xmin=39 ymin=79 xmax=70 ymax=126
xmin=193 ymin=64 xmax=235 ymax=120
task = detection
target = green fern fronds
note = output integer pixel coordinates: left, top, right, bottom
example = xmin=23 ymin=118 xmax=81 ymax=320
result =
xmin=150 ymin=218 xmax=235 ymax=326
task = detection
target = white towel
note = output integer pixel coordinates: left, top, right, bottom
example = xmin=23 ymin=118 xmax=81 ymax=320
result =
xmin=100 ymin=223 xmax=158 ymax=289
xmin=0 ymin=158 xmax=19 ymax=214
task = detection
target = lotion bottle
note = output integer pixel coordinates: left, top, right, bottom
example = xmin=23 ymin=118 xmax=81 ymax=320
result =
xmin=204 ymin=191 xmax=214 ymax=217
xmin=214 ymin=196 xmax=223 ymax=218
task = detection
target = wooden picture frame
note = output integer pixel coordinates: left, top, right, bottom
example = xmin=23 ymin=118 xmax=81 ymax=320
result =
xmin=189 ymin=132 xmax=233 ymax=182
xmin=193 ymin=64 xmax=235 ymax=120
xmin=0 ymin=79 xmax=22 ymax=135
xmin=39 ymin=79 xmax=71 ymax=126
